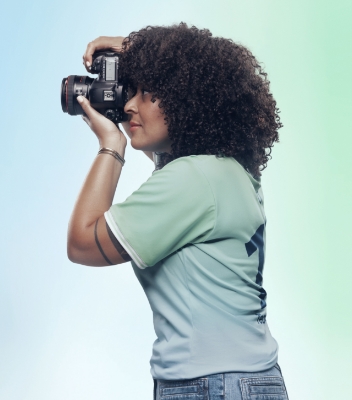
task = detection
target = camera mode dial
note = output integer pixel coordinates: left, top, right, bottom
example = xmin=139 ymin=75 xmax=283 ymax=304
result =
xmin=104 ymin=109 xmax=116 ymax=121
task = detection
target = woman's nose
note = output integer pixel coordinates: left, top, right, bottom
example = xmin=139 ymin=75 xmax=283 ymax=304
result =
xmin=124 ymin=96 xmax=138 ymax=115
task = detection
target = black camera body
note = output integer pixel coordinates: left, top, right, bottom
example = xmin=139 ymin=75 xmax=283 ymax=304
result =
xmin=61 ymin=51 xmax=128 ymax=123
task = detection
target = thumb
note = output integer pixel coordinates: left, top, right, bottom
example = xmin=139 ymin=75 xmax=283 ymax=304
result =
xmin=77 ymin=96 xmax=98 ymax=119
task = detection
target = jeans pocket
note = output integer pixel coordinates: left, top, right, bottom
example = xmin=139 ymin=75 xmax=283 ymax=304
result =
xmin=159 ymin=377 xmax=208 ymax=400
xmin=240 ymin=376 xmax=288 ymax=400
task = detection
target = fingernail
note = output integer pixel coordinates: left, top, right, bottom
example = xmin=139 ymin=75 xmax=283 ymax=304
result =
xmin=86 ymin=61 xmax=91 ymax=68
xmin=77 ymin=96 xmax=83 ymax=103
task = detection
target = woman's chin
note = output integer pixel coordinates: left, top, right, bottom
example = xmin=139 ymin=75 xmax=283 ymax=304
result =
xmin=131 ymin=141 xmax=147 ymax=151
xmin=131 ymin=139 xmax=156 ymax=152
xmin=130 ymin=138 xmax=171 ymax=153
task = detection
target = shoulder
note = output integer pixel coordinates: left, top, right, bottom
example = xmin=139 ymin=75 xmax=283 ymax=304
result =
xmin=151 ymin=155 xmax=212 ymax=187
xmin=144 ymin=155 xmax=260 ymax=197
xmin=157 ymin=155 xmax=207 ymax=174
xmin=125 ymin=156 xmax=217 ymax=203
xmin=165 ymin=155 xmax=259 ymax=187
xmin=150 ymin=156 xmax=224 ymax=196
xmin=159 ymin=155 xmax=242 ymax=177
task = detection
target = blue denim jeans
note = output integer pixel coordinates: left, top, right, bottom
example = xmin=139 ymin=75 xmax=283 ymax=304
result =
xmin=153 ymin=364 xmax=289 ymax=400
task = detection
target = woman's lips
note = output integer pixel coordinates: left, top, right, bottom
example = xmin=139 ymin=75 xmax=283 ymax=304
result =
xmin=130 ymin=125 xmax=141 ymax=132
xmin=130 ymin=122 xmax=142 ymax=131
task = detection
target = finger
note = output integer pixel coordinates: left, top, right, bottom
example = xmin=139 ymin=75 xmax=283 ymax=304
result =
xmin=83 ymin=40 xmax=96 ymax=71
xmin=77 ymin=96 xmax=100 ymax=120
xmin=81 ymin=115 xmax=91 ymax=127
xmin=82 ymin=55 xmax=88 ymax=69
xmin=83 ymin=36 xmax=125 ymax=71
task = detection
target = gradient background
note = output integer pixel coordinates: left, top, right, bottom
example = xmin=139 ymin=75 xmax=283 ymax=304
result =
xmin=1 ymin=0 xmax=351 ymax=399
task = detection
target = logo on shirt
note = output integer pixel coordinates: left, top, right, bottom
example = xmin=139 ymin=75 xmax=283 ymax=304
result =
xmin=256 ymin=313 xmax=266 ymax=324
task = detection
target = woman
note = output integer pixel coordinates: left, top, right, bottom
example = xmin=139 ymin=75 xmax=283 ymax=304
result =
xmin=68 ymin=23 xmax=288 ymax=399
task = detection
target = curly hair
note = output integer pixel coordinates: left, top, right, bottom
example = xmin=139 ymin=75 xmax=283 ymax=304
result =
xmin=121 ymin=23 xmax=282 ymax=177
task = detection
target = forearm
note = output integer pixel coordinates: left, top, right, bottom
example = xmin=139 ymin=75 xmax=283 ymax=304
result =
xmin=68 ymin=142 xmax=125 ymax=244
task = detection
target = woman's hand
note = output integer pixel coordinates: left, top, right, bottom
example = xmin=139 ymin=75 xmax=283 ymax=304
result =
xmin=81 ymin=36 xmax=154 ymax=162
xmin=82 ymin=36 xmax=125 ymax=71
xmin=77 ymin=95 xmax=127 ymax=151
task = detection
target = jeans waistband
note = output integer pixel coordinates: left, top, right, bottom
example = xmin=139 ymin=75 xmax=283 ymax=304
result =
xmin=153 ymin=363 xmax=284 ymax=400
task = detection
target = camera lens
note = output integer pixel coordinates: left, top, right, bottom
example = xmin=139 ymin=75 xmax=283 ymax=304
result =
xmin=61 ymin=75 xmax=94 ymax=115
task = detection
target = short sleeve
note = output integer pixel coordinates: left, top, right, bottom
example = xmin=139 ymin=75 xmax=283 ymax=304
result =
xmin=104 ymin=156 xmax=216 ymax=268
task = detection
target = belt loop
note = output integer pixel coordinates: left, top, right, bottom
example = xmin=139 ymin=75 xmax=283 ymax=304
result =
xmin=153 ymin=378 xmax=157 ymax=400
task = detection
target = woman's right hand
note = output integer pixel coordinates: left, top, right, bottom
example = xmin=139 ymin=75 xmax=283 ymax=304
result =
xmin=82 ymin=36 xmax=125 ymax=71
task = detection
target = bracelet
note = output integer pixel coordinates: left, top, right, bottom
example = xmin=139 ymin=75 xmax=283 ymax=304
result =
xmin=98 ymin=147 xmax=125 ymax=166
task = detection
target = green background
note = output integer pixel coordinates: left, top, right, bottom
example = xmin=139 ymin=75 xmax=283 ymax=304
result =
xmin=1 ymin=0 xmax=351 ymax=399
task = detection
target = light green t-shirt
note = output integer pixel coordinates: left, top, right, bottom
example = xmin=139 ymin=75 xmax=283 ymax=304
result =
xmin=105 ymin=155 xmax=278 ymax=380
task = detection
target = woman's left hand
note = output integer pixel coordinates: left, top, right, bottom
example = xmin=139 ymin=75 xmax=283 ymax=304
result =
xmin=77 ymin=95 xmax=127 ymax=150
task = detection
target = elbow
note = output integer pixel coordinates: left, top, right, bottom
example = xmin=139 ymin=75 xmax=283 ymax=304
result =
xmin=67 ymin=222 xmax=89 ymax=264
xmin=67 ymin=228 xmax=86 ymax=264
xmin=67 ymin=227 xmax=97 ymax=266
xmin=67 ymin=241 xmax=81 ymax=264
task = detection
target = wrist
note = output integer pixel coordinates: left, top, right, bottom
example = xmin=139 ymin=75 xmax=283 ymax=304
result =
xmin=99 ymin=138 xmax=126 ymax=157
xmin=98 ymin=147 xmax=125 ymax=166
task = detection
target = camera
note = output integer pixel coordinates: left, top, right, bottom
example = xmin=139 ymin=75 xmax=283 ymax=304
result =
xmin=61 ymin=51 xmax=128 ymax=123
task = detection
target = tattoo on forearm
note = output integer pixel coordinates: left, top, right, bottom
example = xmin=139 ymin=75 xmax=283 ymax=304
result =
xmin=106 ymin=222 xmax=132 ymax=261
xmin=94 ymin=219 xmax=113 ymax=265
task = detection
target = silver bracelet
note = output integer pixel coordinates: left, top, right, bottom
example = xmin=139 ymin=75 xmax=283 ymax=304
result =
xmin=98 ymin=147 xmax=125 ymax=166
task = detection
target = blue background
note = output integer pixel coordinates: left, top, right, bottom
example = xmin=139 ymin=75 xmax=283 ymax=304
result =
xmin=1 ymin=0 xmax=351 ymax=399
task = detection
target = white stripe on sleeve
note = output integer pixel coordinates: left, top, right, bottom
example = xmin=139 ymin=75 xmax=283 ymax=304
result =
xmin=104 ymin=210 xmax=147 ymax=269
